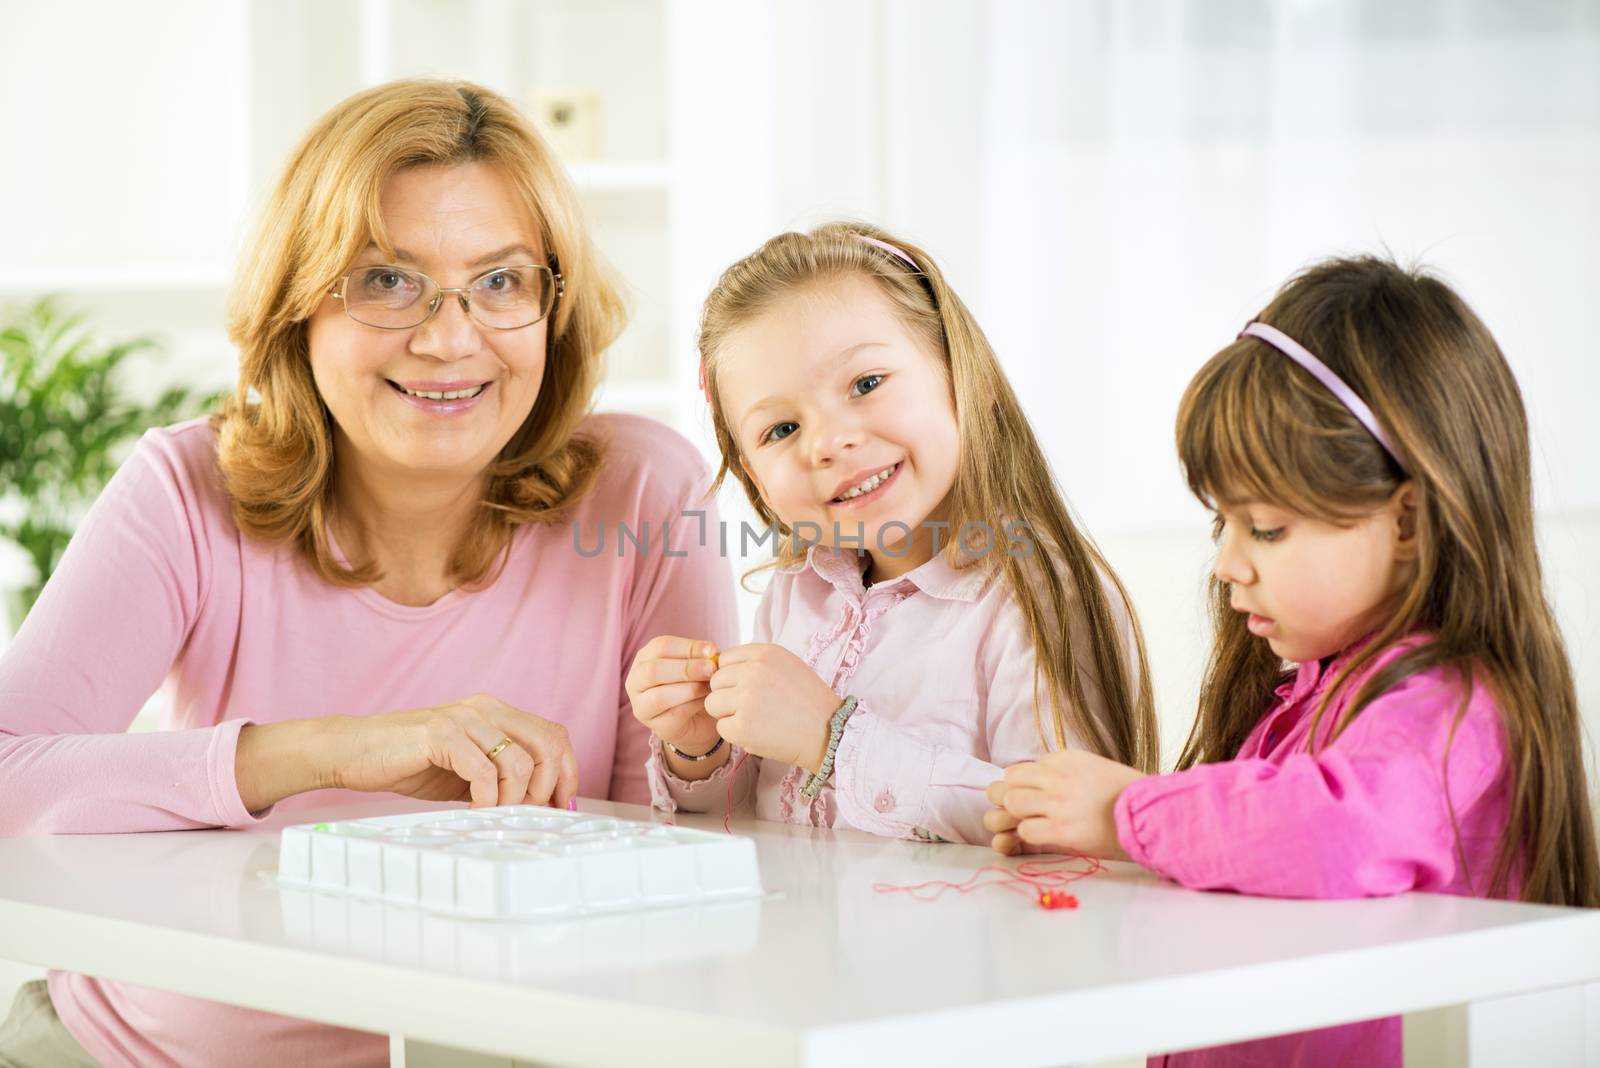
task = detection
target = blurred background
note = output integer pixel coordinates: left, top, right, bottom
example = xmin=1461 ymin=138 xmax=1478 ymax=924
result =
xmin=1 ymin=0 xmax=1597 ymax=770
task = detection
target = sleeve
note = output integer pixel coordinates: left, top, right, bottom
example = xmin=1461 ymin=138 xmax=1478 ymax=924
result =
xmin=830 ymin=593 xmax=1058 ymax=846
xmin=0 ymin=429 xmax=264 ymax=834
xmin=608 ymin=471 xmax=740 ymax=805
xmin=1113 ymin=671 xmax=1510 ymax=898
xmin=644 ymin=735 xmax=757 ymax=815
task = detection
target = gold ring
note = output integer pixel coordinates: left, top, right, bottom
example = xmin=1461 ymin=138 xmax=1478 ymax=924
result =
xmin=484 ymin=737 xmax=513 ymax=760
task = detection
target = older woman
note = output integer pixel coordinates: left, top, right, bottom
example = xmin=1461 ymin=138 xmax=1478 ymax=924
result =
xmin=0 ymin=80 xmax=735 ymax=1067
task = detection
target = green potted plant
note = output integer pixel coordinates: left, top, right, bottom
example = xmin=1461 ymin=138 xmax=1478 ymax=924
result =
xmin=0 ymin=299 xmax=222 ymax=629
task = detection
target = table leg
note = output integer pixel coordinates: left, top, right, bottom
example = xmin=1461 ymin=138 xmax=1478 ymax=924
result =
xmin=1403 ymin=982 xmax=1597 ymax=1066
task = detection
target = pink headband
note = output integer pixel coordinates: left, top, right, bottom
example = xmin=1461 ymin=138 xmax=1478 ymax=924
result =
xmin=697 ymin=234 xmax=923 ymax=402
xmin=1239 ymin=320 xmax=1406 ymax=473
xmin=855 ymin=234 xmax=920 ymax=271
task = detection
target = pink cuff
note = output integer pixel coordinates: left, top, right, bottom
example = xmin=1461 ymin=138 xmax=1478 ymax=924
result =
xmin=643 ymin=733 xmax=750 ymax=814
xmin=1113 ymin=776 xmax=1162 ymax=875
xmin=209 ymin=719 xmax=275 ymax=828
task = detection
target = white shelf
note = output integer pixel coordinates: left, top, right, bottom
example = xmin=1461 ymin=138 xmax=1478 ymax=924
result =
xmin=568 ymin=160 xmax=675 ymax=192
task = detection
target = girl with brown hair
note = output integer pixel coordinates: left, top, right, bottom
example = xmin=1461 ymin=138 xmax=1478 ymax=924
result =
xmin=625 ymin=222 xmax=1157 ymax=843
xmin=988 ymin=255 xmax=1599 ymax=1066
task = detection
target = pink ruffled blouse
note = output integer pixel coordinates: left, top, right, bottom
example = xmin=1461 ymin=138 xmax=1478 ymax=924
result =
xmin=647 ymin=544 xmax=1138 ymax=845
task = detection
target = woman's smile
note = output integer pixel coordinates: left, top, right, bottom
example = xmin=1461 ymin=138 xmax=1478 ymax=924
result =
xmin=387 ymin=377 xmax=494 ymax=416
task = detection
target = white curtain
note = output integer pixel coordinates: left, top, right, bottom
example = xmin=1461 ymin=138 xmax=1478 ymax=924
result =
xmin=878 ymin=0 xmax=1600 ymax=531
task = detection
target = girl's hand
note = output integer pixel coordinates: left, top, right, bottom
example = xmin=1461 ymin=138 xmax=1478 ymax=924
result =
xmin=983 ymin=750 xmax=1146 ymax=859
xmin=625 ymin=635 xmax=723 ymax=757
xmin=705 ymin=644 xmax=839 ymax=772
xmin=236 ymin=695 xmax=580 ymax=813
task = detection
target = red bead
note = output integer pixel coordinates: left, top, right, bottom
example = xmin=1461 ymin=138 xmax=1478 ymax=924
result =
xmin=1037 ymin=891 xmax=1079 ymax=910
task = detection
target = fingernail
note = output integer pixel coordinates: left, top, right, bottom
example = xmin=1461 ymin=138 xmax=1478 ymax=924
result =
xmin=567 ymin=798 xmax=577 ymax=811
xmin=701 ymin=644 xmax=715 ymax=658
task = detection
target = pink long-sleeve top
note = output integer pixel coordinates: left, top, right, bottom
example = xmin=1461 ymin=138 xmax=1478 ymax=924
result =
xmin=0 ymin=412 xmax=737 ymax=1068
xmin=1116 ymin=639 xmax=1513 ymax=1068
xmin=647 ymin=543 xmax=1137 ymax=845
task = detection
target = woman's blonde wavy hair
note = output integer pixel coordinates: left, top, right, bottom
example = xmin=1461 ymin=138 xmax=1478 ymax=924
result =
xmin=213 ymin=78 xmax=625 ymax=587
xmin=696 ymin=222 xmax=1159 ymax=772
xmin=1175 ymin=255 xmax=1599 ymax=907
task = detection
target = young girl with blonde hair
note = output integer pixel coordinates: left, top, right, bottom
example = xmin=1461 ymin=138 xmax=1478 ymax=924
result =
xmin=626 ymin=222 xmax=1157 ymax=843
xmin=988 ymin=255 xmax=1600 ymax=1066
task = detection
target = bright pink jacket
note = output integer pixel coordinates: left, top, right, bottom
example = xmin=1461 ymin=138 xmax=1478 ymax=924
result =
xmin=1116 ymin=640 xmax=1513 ymax=1067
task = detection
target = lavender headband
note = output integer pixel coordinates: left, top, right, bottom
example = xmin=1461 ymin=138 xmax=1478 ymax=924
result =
xmin=1239 ymin=320 xmax=1407 ymax=473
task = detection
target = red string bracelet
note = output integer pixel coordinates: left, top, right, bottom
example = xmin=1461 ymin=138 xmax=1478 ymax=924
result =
xmin=873 ymin=853 xmax=1105 ymax=911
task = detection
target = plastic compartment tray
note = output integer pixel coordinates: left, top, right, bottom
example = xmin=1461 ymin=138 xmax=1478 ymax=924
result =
xmin=277 ymin=806 xmax=761 ymax=920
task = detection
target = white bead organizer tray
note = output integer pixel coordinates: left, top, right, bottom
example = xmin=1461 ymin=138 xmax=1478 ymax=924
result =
xmin=277 ymin=806 xmax=762 ymax=921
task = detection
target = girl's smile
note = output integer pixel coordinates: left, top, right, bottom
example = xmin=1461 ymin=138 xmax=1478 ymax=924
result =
xmin=828 ymin=460 xmax=902 ymax=508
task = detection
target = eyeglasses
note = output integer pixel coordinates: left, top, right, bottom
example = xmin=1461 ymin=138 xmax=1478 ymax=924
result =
xmin=329 ymin=261 xmax=563 ymax=330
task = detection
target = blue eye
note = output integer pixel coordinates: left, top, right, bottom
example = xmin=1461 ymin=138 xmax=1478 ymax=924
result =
xmin=763 ymin=421 xmax=798 ymax=444
xmin=852 ymin=374 xmax=884 ymax=396
xmin=1250 ymin=527 xmax=1286 ymax=543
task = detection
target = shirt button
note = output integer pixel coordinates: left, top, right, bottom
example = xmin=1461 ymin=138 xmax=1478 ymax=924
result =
xmin=874 ymin=789 xmax=895 ymax=813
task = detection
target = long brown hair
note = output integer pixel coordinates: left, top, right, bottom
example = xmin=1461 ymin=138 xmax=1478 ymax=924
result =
xmin=1175 ymin=255 xmax=1599 ymax=907
xmin=697 ymin=222 xmax=1158 ymax=772
xmin=214 ymin=78 xmax=626 ymax=587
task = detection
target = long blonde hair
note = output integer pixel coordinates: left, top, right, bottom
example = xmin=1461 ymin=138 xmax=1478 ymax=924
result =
xmin=214 ymin=78 xmax=626 ymax=587
xmin=697 ymin=222 xmax=1158 ymax=772
xmin=1175 ymin=255 xmax=1599 ymax=907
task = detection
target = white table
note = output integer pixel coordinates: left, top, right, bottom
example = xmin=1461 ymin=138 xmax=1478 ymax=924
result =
xmin=1 ymin=798 xmax=1597 ymax=1067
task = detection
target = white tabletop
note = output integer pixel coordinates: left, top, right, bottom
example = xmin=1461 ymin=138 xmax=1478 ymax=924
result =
xmin=2 ymin=798 xmax=1598 ymax=1067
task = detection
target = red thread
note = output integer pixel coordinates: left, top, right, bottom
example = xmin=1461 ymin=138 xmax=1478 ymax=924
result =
xmin=714 ymin=751 xmax=1098 ymax=911
xmin=873 ymin=854 xmax=1104 ymax=910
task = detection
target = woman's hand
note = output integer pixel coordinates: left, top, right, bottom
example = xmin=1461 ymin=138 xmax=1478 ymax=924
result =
xmin=625 ymin=635 xmax=723 ymax=758
xmin=705 ymin=644 xmax=838 ymax=772
xmin=235 ymin=694 xmax=579 ymax=812
xmin=984 ymin=750 xmax=1145 ymax=859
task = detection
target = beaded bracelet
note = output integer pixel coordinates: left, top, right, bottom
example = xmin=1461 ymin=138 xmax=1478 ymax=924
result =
xmin=802 ymin=695 xmax=859 ymax=798
xmin=664 ymin=736 xmax=725 ymax=762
